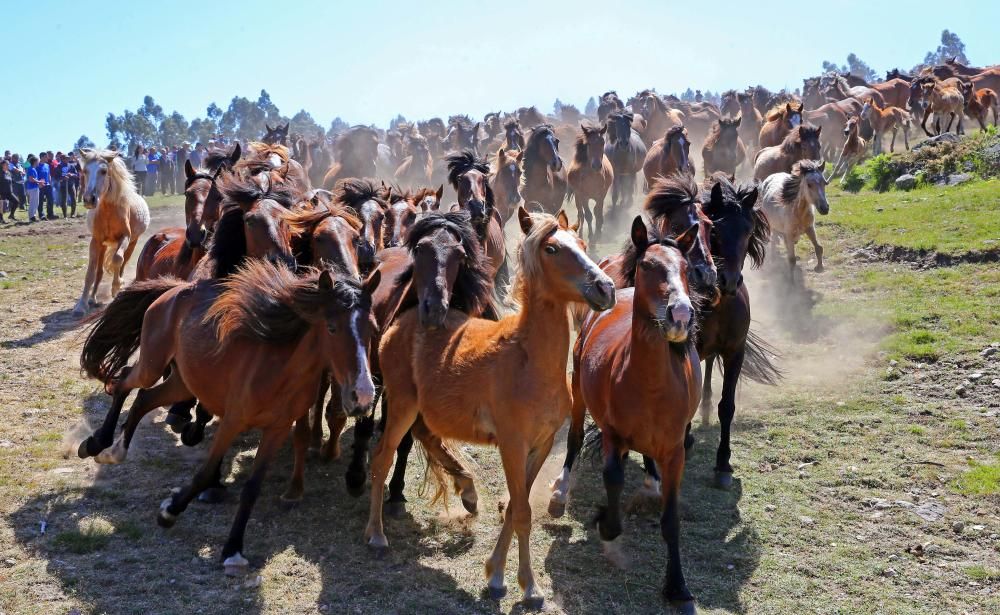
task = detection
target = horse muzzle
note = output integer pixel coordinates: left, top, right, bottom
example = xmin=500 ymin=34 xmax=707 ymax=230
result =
xmin=551 ymin=158 xmax=563 ymax=172
xmin=581 ymin=277 xmax=616 ymax=311
xmin=419 ymin=297 xmax=449 ymax=330
xmin=718 ymin=271 xmax=743 ymax=296
xmin=341 ymin=377 xmax=375 ymax=418
xmin=185 ymin=225 xmax=208 ymax=249
xmin=816 ymin=201 xmax=830 ymax=216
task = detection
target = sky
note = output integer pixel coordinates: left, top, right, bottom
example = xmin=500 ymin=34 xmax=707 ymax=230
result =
xmin=2 ymin=0 xmax=998 ymax=154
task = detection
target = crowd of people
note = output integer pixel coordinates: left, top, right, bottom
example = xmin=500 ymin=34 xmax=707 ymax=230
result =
xmin=0 ymin=141 xmax=219 ymax=224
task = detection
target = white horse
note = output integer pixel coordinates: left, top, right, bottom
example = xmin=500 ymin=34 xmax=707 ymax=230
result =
xmin=74 ymin=149 xmax=150 ymax=316
xmin=759 ymin=159 xmax=830 ymax=275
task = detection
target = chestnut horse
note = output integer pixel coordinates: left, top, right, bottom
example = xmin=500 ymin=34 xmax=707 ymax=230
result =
xmin=79 ymin=262 xmax=377 ymax=575
xmin=753 ymin=124 xmax=823 ymax=181
xmin=860 ymin=99 xmax=911 ymax=152
xmin=919 ymin=78 xmax=966 ymax=136
xmin=334 ymin=178 xmax=387 ymax=273
xmin=759 ymin=102 xmax=803 ymax=149
xmin=965 ymin=85 xmax=999 ymax=130
xmin=447 ymin=151 xmax=508 ymax=297
xmin=503 ymin=119 xmax=526 ymax=151
xmin=604 ymin=111 xmax=647 ymax=213
xmin=554 ymin=216 xmax=702 ymax=612
xmin=522 ymin=124 xmax=568 ymax=215
xmin=489 ymin=146 xmax=523 ymax=223
xmin=759 ymin=160 xmax=830 ymax=275
xmin=394 ymin=135 xmax=434 ymax=187
xmin=567 ymin=122 xmax=614 ymax=240
xmin=322 ymin=126 xmax=381 ymax=189
xmin=643 ymin=125 xmax=695 ymax=189
xmin=830 ymin=115 xmax=867 ymax=180
xmin=368 ymin=207 xmax=616 ymax=607
xmin=383 ymin=190 xmax=421 ymax=249
xmin=74 ymin=149 xmax=150 ymax=316
xmin=702 ymin=115 xmax=747 ymax=178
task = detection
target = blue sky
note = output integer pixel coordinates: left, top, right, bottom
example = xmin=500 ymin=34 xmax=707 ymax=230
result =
xmin=2 ymin=0 xmax=998 ymax=154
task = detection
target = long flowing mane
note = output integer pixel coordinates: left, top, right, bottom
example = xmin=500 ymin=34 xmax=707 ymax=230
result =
xmin=206 ymin=261 xmax=365 ymax=348
xmin=246 ymin=141 xmax=290 ymax=164
xmin=220 ymin=174 xmax=301 ymax=211
xmin=446 ymin=151 xmax=489 ymax=188
xmin=779 ymin=160 xmax=823 ymax=204
xmin=334 ymin=177 xmax=385 ymax=210
xmin=395 ymin=212 xmax=495 ymax=317
xmin=702 ymin=176 xmax=770 ymax=269
xmin=512 ymin=212 xmax=560 ymax=305
xmin=287 ymin=205 xmax=363 ymax=272
xmin=80 ymin=150 xmax=142 ymax=217
xmin=644 ymin=173 xmax=699 ymax=223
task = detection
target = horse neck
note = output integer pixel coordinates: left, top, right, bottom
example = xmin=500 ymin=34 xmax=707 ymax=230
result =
xmin=515 ymin=283 xmax=572 ymax=371
xmin=624 ymin=293 xmax=688 ymax=386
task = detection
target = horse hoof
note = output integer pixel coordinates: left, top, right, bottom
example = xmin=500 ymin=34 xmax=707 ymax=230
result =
xmin=670 ymin=599 xmax=697 ymax=615
xmin=180 ymin=423 xmax=205 ymax=447
xmin=279 ymin=494 xmax=302 ymax=510
xmin=814 ymin=265 xmax=825 ymax=273
xmin=307 ymin=446 xmax=321 ymax=461
xmin=345 ymin=472 xmax=366 ymax=498
xmin=487 ymin=584 xmax=507 ymax=601
xmin=157 ymin=498 xmax=177 ymax=528
xmin=164 ymin=412 xmax=191 ymax=434
xmin=77 ymin=438 xmax=94 ymax=459
xmin=714 ymin=471 xmax=734 ymax=490
xmin=197 ymin=487 xmax=227 ymax=504
xmin=547 ymin=498 xmax=566 ymax=519
xmin=684 ymin=432 xmax=695 ymax=450
xmin=522 ymin=594 xmax=545 ymax=610
xmin=367 ymin=535 xmax=389 ymax=558
xmin=461 ymin=494 xmax=478 ymax=515
xmin=72 ymin=306 xmax=87 ymax=318
xmin=223 ymin=552 xmax=249 ymax=576
xmin=384 ymin=500 xmax=407 ymax=518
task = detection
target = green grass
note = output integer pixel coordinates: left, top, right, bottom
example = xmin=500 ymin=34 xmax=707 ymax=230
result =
xmin=952 ymin=459 xmax=1000 ymax=496
xmin=823 ymin=179 xmax=1000 ymax=255
xmin=964 ymin=565 xmax=1000 ymax=582
xmin=51 ymin=518 xmax=115 ymax=554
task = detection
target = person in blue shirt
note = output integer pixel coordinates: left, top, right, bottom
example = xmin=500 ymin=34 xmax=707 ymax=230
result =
xmin=25 ymin=155 xmax=40 ymax=222
xmin=145 ymin=147 xmax=160 ymax=196
xmin=37 ymin=152 xmax=54 ymax=220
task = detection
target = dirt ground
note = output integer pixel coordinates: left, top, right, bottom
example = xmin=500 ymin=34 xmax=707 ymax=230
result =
xmin=0 ymin=188 xmax=997 ymax=615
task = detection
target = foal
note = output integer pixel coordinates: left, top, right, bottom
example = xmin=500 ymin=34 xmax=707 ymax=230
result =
xmin=859 ymin=98 xmax=911 ymax=153
xmin=369 ymin=207 xmax=615 ymax=607
xmin=759 ymin=160 xmax=830 ymax=275
xmin=830 ymin=115 xmax=867 ymax=180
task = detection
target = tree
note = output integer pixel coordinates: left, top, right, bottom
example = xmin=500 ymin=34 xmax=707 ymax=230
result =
xmin=680 ymin=88 xmax=695 ymax=102
xmin=74 ymin=135 xmax=95 ymax=151
xmin=206 ymin=102 xmax=223 ymax=121
xmin=585 ymin=96 xmax=597 ymax=117
xmin=328 ymin=117 xmax=349 ymax=137
xmin=922 ymin=29 xmax=969 ymax=66
xmin=821 ymin=54 xmax=878 ymax=82
xmin=552 ymin=98 xmax=563 ymax=116
xmin=158 ymin=111 xmax=190 ymax=147
xmin=288 ymin=109 xmax=323 ymax=139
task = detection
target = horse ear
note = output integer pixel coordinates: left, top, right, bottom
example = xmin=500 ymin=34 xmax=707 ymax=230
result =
xmin=710 ymin=181 xmax=723 ymax=207
xmin=435 ymin=184 xmax=444 ymax=203
xmin=230 ymin=142 xmax=242 ymax=163
xmin=675 ymin=223 xmax=700 ymax=255
xmin=786 ymin=102 xmax=792 ymax=113
xmin=363 ymin=269 xmax=381 ymax=296
xmin=517 ymin=205 xmax=533 ymax=235
xmin=185 ymin=159 xmax=196 ymax=179
xmin=630 ymin=216 xmax=648 ymax=251
xmin=599 ymin=123 xmax=607 ymax=135
xmin=265 ymin=124 xmax=272 ymax=133
xmin=740 ymin=185 xmax=759 ymax=210
xmin=318 ymin=269 xmax=334 ymax=291
xmin=557 ymin=209 xmax=571 ymax=230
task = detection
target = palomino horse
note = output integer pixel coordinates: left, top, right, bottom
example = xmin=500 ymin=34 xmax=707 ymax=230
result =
xmin=604 ymin=111 xmax=647 ymax=213
xmin=567 ymin=122 xmax=613 ymax=240
xmin=702 ymin=115 xmax=747 ymax=178
xmin=79 ymin=262 xmax=378 ymax=575
xmin=74 ymin=149 xmax=150 ymax=316
xmin=334 ymin=178 xmax=387 ymax=273
xmin=759 ymin=102 xmax=803 ymax=149
xmin=753 ymin=124 xmax=823 ymax=181
xmin=489 ymin=146 xmax=523 ymax=223
xmin=553 ymin=216 xmax=702 ymax=613
xmin=447 ymin=151 xmax=508 ymax=294
xmin=860 ymin=98 xmax=911 ymax=153
xmin=643 ymin=125 xmax=695 ymax=189
xmin=829 ymin=116 xmax=867 ymax=180
xmin=759 ymin=160 xmax=830 ymax=275
xmin=522 ymin=124 xmax=568 ymax=215
xmin=322 ymin=126 xmax=381 ymax=189
xmin=368 ymin=207 xmax=616 ymax=607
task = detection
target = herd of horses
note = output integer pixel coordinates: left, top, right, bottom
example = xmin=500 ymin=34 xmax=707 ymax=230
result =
xmin=65 ymin=56 xmax=994 ymax=612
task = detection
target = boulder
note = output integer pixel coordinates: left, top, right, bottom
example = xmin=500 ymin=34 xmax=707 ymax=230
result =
xmin=895 ymin=174 xmax=917 ymax=191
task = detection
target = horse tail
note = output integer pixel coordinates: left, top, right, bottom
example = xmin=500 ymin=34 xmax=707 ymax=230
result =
xmin=417 ymin=436 xmax=476 ymax=512
xmin=735 ymin=328 xmax=783 ymax=385
xmin=80 ymin=278 xmax=183 ymax=383
xmin=102 ymin=246 xmax=116 ymax=274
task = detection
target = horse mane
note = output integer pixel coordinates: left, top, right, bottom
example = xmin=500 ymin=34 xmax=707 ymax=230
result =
xmin=206 ymin=261 xmax=365 ymax=348
xmin=80 ymin=150 xmax=140 ymax=217
xmin=664 ymin=124 xmax=687 ymax=143
xmin=778 ymin=125 xmax=806 ymax=156
xmin=202 ymin=148 xmax=237 ymax=174
xmin=334 ymin=177 xmax=385 ymax=210
xmin=512 ymin=212 xmax=560 ymax=305
xmin=247 ymin=142 xmax=290 ymax=164
xmin=614 ymin=221 xmax=681 ymax=288
xmin=572 ymin=123 xmax=602 ymax=163
xmin=220 ymin=174 xmax=300 ymax=211
xmin=765 ymin=101 xmax=799 ymax=121
xmin=644 ymin=173 xmax=699 ymax=223
xmin=286 ymin=205 xmax=362 ymax=273
xmin=780 ymin=160 xmax=823 ymax=204
xmin=702 ymin=176 xmax=769 ymax=269
xmin=395 ymin=212 xmax=494 ymax=316
xmin=446 ymin=151 xmax=490 ymax=189
xmin=206 ymin=206 xmax=248 ymax=278
xmin=702 ymin=121 xmax=725 ymax=154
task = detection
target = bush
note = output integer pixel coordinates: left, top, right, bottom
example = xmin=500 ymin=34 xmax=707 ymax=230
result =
xmin=840 ymin=165 xmax=865 ymax=193
xmin=867 ymin=154 xmax=896 ymax=192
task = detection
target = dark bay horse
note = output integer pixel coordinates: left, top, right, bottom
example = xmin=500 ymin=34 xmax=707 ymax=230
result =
xmin=333 ymin=178 xmax=387 ymax=273
xmin=643 ymin=125 xmax=695 ymax=189
xmin=79 ymin=262 xmax=377 ymax=575
xmin=567 ymin=122 xmax=613 ymax=240
xmin=701 ymin=115 xmax=747 ymax=178
xmin=553 ymin=216 xmax=702 ymax=612
xmin=604 ymin=111 xmax=647 ymax=214
xmin=262 ymin=122 xmax=289 ymax=145
xmin=522 ymin=124 xmax=568 ymax=215
xmin=322 ymin=126 xmax=380 ymax=189
xmin=489 ymin=146 xmax=523 ymax=223
xmin=446 ymin=151 xmax=508 ymax=297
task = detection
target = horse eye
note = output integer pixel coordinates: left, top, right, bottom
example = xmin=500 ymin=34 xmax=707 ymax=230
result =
xmin=99 ymin=169 xmax=107 ymax=175
xmin=327 ymin=324 xmax=338 ymax=334
xmin=545 ymin=245 xmax=558 ymax=255
xmin=639 ymin=260 xmax=655 ymax=271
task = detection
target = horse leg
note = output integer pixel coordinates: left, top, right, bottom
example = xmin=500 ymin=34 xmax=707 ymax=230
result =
xmin=806 ymin=225 xmax=824 ymax=272
xmin=321 ymin=383 xmax=346 ymax=461
xmin=595 ymin=192 xmax=607 ymax=240
xmin=921 ymin=107 xmax=933 ymax=138
xmin=514 ymin=436 xmax=554 ymax=607
xmin=595 ymin=436 xmax=627 ymax=565
xmin=218 ymin=425 xmax=288 ymax=576
xmin=641 ymin=455 xmax=662 ymax=498
xmin=364 ymin=397 xmax=419 ymax=551
xmin=714 ymin=350 xmax=745 ymax=489
xmin=78 ymin=369 xmax=131 ymax=459
xmin=73 ymin=238 xmax=101 ymax=316
xmin=309 ymin=373 xmax=329 ymax=457
xmin=109 ymin=236 xmax=129 ymax=298
xmin=410 ymin=417 xmax=476 ymax=514
xmin=165 ymin=398 xmax=197 ymax=433
xmin=549 ymin=364 xmax=585 ymax=517
xmin=484 ymin=441 xmax=528 ymax=602
xmin=385 ymin=423 xmax=414 ymax=516
xmin=783 ymin=233 xmax=797 ymax=279
xmin=659 ymin=444 xmax=694 ymax=612
xmin=699 ymin=356 xmax=714 ymax=426
xmin=282 ymin=417 xmax=310 ymax=505
xmin=346 ymin=412 xmax=376 ymax=497
xmin=103 ymin=370 xmax=193 ymax=465
xmin=180 ymin=403 xmax=212 ymax=447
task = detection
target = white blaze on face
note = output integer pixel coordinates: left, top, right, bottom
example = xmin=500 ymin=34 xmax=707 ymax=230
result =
xmin=348 ymin=309 xmax=375 ymax=409
xmin=268 ymin=153 xmax=282 ymax=168
xmin=790 ymin=114 xmax=802 ymax=127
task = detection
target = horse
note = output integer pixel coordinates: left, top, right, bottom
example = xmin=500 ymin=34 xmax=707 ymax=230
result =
xmin=516 ymin=106 xmax=547 ymax=129
xmin=489 ymin=146 xmax=523 ymax=223
xmin=322 ymin=126 xmax=380 ymax=189
xmin=383 ymin=190 xmax=421 ymax=249
xmin=74 ymin=149 xmax=150 ymax=316
xmin=78 ymin=261 xmax=378 ymax=575
xmin=446 ymin=151 xmax=508 ymax=295
xmin=722 ymin=91 xmax=763 ymax=151
xmin=598 ymin=91 xmax=625 ymax=122
xmin=442 ymin=115 xmax=484 ymax=155
xmin=860 ymin=98 xmax=911 ymax=153
xmin=829 ymin=116 xmax=867 ymax=180
xmin=393 ymin=134 xmax=434 ymax=187
xmin=245 ymin=141 xmax=311 ymax=194
xmin=367 ymin=206 xmax=616 ymax=608
xmin=643 ymin=125 xmax=695 ymax=189
xmin=824 ymin=75 xmax=886 ymax=108
xmin=522 ymin=124 xmax=568 ymax=215
xmin=964 ymin=85 xmax=999 ymax=130
xmin=412 ymin=185 xmax=444 ymax=213
xmin=604 ymin=111 xmax=647 ymax=213
xmin=554 ymin=216 xmax=702 ymax=613
xmin=567 ymin=122 xmax=614 ymax=240
xmin=759 ymin=102 xmax=803 ymax=149
xmin=753 ymin=124 xmax=823 ymax=181
xmin=333 ymin=178 xmax=387 ymax=273
xmin=633 ymin=90 xmax=685 ymax=147
xmin=262 ymin=122 xmax=290 ymax=145
xmin=503 ymin=119 xmax=526 ymax=151
xmin=759 ymin=160 xmax=830 ymax=275
xmin=919 ymin=78 xmax=966 ymax=136
xmin=803 ymin=99 xmax=860 ymax=160
xmin=702 ymin=115 xmax=747 ymax=178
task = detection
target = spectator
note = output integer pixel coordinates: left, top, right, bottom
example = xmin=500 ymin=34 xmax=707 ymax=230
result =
xmin=57 ymin=152 xmax=79 ymax=217
xmin=145 ymin=147 xmax=159 ymax=196
xmin=189 ymin=142 xmax=205 ymax=168
xmin=1 ymin=159 xmax=20 ymax=222
xmin=174 ymin=142 xmax=190 ymax=193
xmin=159 ymin=147 xmax=175 ymax=195
xmin=9 ymin=153 xmax=26 ymax=211
xmin=37 ymin=152 xmax=54 ymax=220
xmin=133 ymin=145 xmax=148 ymax=193
xmin=25 ymin=154 xmax=40 ymax=222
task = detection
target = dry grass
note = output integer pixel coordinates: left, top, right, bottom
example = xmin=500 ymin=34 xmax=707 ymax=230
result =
xmin=1 ymin=185 xmax=998 ymax=614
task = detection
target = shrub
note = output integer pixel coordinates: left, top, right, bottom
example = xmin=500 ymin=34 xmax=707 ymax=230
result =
xmin=840 ymin=165 xmax=865 ymax=193
xmin=867 ymin=154 xmax=896 ymax=192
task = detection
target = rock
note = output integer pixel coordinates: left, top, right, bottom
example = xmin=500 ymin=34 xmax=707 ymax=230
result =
xmin=0 ymin=271 xmax=7 ymax=279
xmin=243 ymin=575 xmax=262 ymax=589
xmin=895 ymin=174 xmax=917 ymax=190
xmin=982 ymin=346 xmax=998 ymax=358
xmin=912 ymin=501 xmax=946 ymax=522
xmin=764 ymin=504 xmax=776 ymax=512
xmin=992 ymin=379 xmax=1000 ymax=388
xmin=799 ymin=515 xmax=815 ymax=526
xmin=889 ymin=359 xmax=899 ymax=367
xmin=952 ymin=521 xmax=965 ymax=533
xmin=882 ymin=567 xmax=898 ymax=578
xmin=955 ymin=384 xmax=968 ymax=397
xmin=913 ymin=133 xmax=960 ymax=150
xmin=947 ymin=173 xmax=972 ymax=185
xmin=968 ymin=373 xmax=984 ymax=382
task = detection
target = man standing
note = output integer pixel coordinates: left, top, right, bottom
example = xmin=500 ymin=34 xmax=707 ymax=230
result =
xmin=25 ymin=155 xmax=40 ymax=222
xmin=59 ymin=153 xmax=79 ymax=217
xmin=9 ymin=154 xmax=26 ymax=213
xmin=175 ymin=142 xmax=190 ymax=193
xmin=189 ymin=142 xmax=204 ymax=169
xmin=37 ymin=152 xmax=54 ymax=220
xmin=159 ymin=147 xmax=174 ymax=195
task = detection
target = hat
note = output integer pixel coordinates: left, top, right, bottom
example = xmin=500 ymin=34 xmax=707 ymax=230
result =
xmin=181 ymin=141 xmax=191 ymax=147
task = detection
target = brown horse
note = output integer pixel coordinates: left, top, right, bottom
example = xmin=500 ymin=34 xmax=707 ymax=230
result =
xmin=753 ymin=124 xmax=823 ymax=181
xmin=412 ymin=185 xmax=444 ymax=213
xmin=262 ymin=122 xmax=289 ymax=145
xmin=447 ymin=151 xmax=508 ymax=294
xmin=633 ymin=90 xmax=684 ymax=147
xmin=503 ymin=118 xmax=526 ymax=151
xmin=568 ymin=122 xmax=614 ymax=240
xmin=79 ymin=262 xmax=378 ymax=575
xmin=489 ymin=146 xmax=523 ymax=223
xmin=368 ymin=207 xmax=616 ymax=607
xmin=322 ymin=126 xmax=381 ymax=189
xmin=919 ymin=78 xmax=966 ymax=136
xmin=393 ymin=135 xmax=434 ymax=187
xmin=965 ymin=85 xmax=999 ymax=130
xmin=702 ymin=115 xmax=747 ymax=178
xmin=803 ymin=99 xmax=861 ymax=159
xmin=643 ymin=125 xmax=695 ymax=189
xmin=759 ymin=102 xmax=803 ymax=148
xmin=830 ymin=115 xmax=867 ymax=179
xmin=860 ymin=99 xmax=911 ymax=152
xmin=598 ymin=91 xmax=625 ymax=122
xmin=245 ymin=141 xmax=311 ymax=193
xmin=333 ymin=178 xmax=387 ymax=273
xmin=383 ymin=190 xmax=421 ymax=249
xmin=722 ymin=91 xmax=763 ymax=151
xmin=554 ymin=216 xmax=702 ymax=612
xmin=522 ymin=124 xmax=568 ymax=215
